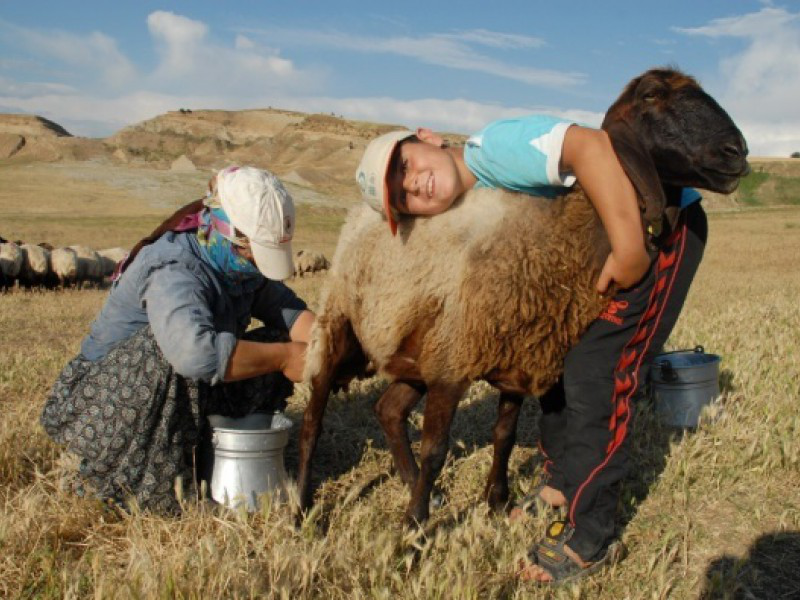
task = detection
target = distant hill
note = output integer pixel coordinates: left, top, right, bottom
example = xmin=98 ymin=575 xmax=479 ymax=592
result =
xmin=0 ymin=111 xmax=797 ymax=207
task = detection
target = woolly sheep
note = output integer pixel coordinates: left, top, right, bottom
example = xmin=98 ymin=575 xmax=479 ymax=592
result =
xmin=294 ymin=250 xmax=330 ymax=277
xmin=49 ymin=247 xmax=79 ymax=287
xmin=0 ymin=242 xmax=23 ymax=289
xmin=296 ymin=68 xmax=750 ymax=525
xmin=18 ymin=243 xmax=50 ymax=288
xmin=97 ymin=247 xmax=128 ymax=278
xmin=69 ymin=245 xmax=104 ymax=286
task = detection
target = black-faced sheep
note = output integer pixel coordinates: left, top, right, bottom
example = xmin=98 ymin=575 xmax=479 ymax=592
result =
xmin=296 ymin=68 xmax=750 ymax=525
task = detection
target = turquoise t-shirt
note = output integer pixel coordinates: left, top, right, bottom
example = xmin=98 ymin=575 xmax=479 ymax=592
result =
xmin=463 ymin=114 xmax=701 ymax=207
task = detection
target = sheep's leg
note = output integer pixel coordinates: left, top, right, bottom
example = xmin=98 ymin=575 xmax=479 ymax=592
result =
xmin=374 ymin=381 xmax=424 ymax=489
xmin=405 ymin=381 xmax=467 ymax=525
xmin=296 ymin=317 xmax=357 ymax=515
xmin=483 ymin=392 xmax=524 ymax=512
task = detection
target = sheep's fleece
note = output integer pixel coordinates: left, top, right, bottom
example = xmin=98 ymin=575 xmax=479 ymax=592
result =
xmin=305 ymin=186 xmax=610 ymax=396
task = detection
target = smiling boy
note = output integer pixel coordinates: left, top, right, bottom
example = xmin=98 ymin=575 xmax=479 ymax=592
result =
xmin=355 ymin=115 xmax=707 ymax=583
xmin=357 ymin=118 xmax=653 ymax=294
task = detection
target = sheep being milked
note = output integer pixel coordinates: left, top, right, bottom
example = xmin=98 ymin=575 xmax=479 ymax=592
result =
xmin=296 ymin=67 xmax=750 ymax=554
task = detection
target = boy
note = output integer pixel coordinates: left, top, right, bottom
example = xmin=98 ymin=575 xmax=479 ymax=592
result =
xmin=355 ymin=117 xmax=705 ymax=583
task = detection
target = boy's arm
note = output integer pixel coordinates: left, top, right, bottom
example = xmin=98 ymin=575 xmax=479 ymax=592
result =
xmin=560 ymin=125 xmax=651 ymax=293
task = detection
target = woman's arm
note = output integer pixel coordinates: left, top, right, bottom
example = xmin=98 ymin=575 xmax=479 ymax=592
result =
xmin=224 ymin=339 xmax=306 ymax=382
xmin=225 ymin=307 xmax=315 ymax=383
xmin=560 ymin=125 xmax=651 ymax=293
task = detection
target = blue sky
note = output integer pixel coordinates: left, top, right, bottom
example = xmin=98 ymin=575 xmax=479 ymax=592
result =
xmin=1 ymin=1 xmax=798 ymax=155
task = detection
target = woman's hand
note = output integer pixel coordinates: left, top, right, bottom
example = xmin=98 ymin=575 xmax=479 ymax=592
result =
xmin=596 ymin=247 xmax=651 ymax=294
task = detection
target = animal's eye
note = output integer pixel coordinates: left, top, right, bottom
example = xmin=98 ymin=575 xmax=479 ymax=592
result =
xmin=643 ymin=92 xmax=657 ymax=102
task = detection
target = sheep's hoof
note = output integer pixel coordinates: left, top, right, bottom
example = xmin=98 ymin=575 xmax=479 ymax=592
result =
xmin=430 ymin=488 xmax=445 ymax=510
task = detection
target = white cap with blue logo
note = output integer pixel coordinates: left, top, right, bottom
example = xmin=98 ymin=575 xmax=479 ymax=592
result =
xmin=355 ymin=130 xmax=414 ymax=236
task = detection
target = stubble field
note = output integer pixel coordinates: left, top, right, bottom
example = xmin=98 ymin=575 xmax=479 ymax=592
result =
xmin=0 ymin=161 xmax=798 ymax=599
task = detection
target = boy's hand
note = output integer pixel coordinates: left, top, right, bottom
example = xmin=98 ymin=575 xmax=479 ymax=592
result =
xmin=596 ymin=248 xmax=651 ymax=294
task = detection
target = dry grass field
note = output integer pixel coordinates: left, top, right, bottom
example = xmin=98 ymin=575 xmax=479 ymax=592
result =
xmin=1 ymin=161 xmax=799 ymax=599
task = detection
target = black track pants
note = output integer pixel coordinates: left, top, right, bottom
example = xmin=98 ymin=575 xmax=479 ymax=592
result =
xmin=538 ymin=202 xmax=708 ymax=561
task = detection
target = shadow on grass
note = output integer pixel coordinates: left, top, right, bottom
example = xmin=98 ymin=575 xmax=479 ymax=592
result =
xmin=700 ymin=531 xmax=800 ymax=599
xmin=618 ymin=395 xmax=680 ymax=530
xmin=279 ymin=381 xmax=540 ymax=526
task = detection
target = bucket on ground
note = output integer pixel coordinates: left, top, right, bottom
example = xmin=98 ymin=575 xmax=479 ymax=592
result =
xmin=651 ymin=346 xmax=721 ymax=429
xmin=208 ymin=412 xmax=293 ymax=511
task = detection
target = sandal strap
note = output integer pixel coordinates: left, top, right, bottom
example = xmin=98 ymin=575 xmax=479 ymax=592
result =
xmin=529 ymin=520 xmax=621 ymax=584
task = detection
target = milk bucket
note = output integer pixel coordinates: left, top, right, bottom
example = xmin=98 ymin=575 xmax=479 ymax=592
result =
xmin=208 ymin=412 xmax=293 ymax=511
xmin=651 ymin=346 xmax=721 ymax=428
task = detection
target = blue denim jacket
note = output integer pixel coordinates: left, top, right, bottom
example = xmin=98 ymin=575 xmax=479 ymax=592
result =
xmin=80 ymin=231 xmax=307 ymax=385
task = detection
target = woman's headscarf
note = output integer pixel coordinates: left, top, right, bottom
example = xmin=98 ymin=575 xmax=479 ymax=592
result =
xmin=196 ymin=205 xmax=263 ymax=291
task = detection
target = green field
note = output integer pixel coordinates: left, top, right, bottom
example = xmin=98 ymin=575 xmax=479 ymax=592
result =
xmin=1 ymin=162 xmax=799 ymax=598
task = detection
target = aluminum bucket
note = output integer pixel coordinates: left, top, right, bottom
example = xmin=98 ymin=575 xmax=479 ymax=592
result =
xmin=208 ymin=412 xmax=293 ymax=511
xmin=652 ymin=346 xmax=721 ymax=429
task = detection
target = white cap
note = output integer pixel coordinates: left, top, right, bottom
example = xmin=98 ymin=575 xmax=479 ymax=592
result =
xmin=216 ymin=165 xmax=295 ymax=281
xmin=355 ymin=130 xmax=414 ymax=236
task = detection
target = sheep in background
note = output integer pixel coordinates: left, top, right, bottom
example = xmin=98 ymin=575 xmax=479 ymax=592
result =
xmin=296 ymin=68 xmax=750 ymax=525
xmin=69 ymin=245 xmax=103 ymax=287
xmin=0 ymin=242 xmax=23 ymax=290
xmin=49 ymin=247 xmax=79 ymax=288
xmin=97 ymin=247 xmax=128 ymax=278
xmin=294 ymin=250 xmax=330 ymax=277
xmin=18 ymin=243 xmax=50 ymax=288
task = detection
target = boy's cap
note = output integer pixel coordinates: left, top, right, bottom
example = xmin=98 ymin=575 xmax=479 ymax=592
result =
xmin=216 ymin=165 xmax=295 ymax=280
xmin=355 ymin=129 xmax=414 ymax=235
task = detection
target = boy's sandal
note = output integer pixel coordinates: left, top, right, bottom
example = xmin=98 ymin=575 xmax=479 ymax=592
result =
xmin=526 ymin=519 xmax=622 ymax=584
xmin=513 ymin=482 xmax=567 ymax=520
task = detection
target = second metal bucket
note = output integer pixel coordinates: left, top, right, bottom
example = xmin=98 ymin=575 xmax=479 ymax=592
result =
xmin=651 ymin=346 xmax=721 ymax=428
xmin=208 ymin=412 xmax=293 ymax=511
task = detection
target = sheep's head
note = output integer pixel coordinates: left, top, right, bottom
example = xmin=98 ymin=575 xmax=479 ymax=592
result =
xmin=603 ymin=68 xmax=749 ymax=195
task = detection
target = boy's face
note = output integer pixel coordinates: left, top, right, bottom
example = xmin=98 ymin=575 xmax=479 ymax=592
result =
xmin=392 ymin=139 xmax=464 ymax=216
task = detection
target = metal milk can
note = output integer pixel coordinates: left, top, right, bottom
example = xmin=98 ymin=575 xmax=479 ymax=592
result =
xmin=208 ymin=412 xmax=293 ymax=511
xmin=651 ymin=346 xmax=721 ymax=429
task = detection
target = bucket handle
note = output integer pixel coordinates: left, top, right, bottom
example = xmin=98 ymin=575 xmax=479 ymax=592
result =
xmin=657 ymin=345 xmax=705 ymax=357
xmin=654 ymin=346 xmax=705 ymax=383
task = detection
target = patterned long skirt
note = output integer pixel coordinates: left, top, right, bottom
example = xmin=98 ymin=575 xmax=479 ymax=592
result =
xmin=41 ymin=325 xmax=293 ymax=514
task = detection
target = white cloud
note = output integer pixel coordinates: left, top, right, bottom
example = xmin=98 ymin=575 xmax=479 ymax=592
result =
xmin=676 ymin=7 xmax=800 ymax=155
xmin=0 ymin=76 xmax=76 ymax=97
xmin=245 ymin=27 xmax=584 ymax=88
xmin=446 ymin=29 xmax=546 ymax=50
xmin=1 ymin=22 xmax=137 ymax=88
xmin=145 ymin=11 xmax=314 ymax=95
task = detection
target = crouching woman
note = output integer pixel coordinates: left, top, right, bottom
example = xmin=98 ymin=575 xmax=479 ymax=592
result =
xmin=41 ymin=166 xmax=314 ymax=513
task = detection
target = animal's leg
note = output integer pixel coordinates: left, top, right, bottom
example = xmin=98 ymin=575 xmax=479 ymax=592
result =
xmin=374 ymin=382 xmax=424 ymax=489
xmin=484 ymin=392 xmax=524 ymax=512
xmin=405 ymin=381 xmax=467 ymax=525
xmin=296 ymin=316 xmax=358 ymax=514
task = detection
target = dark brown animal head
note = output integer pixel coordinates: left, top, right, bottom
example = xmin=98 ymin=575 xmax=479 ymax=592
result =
xmin=603 ymin=68 xmax=749 ymax=231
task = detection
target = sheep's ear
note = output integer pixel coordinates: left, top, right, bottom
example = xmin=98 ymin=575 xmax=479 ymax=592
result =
xmin=604 ymin=119 xmax=665 ymax=238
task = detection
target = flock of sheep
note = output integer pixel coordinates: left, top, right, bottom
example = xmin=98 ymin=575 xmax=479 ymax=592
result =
xmin=0 ymin=237 xmax=330 ymax=290
xmin=0 ymin=239 xmax=127 ymax=290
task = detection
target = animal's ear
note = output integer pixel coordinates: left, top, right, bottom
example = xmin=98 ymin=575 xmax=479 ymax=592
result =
xmin=603 ymin=119 xmax=666 ymax=239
